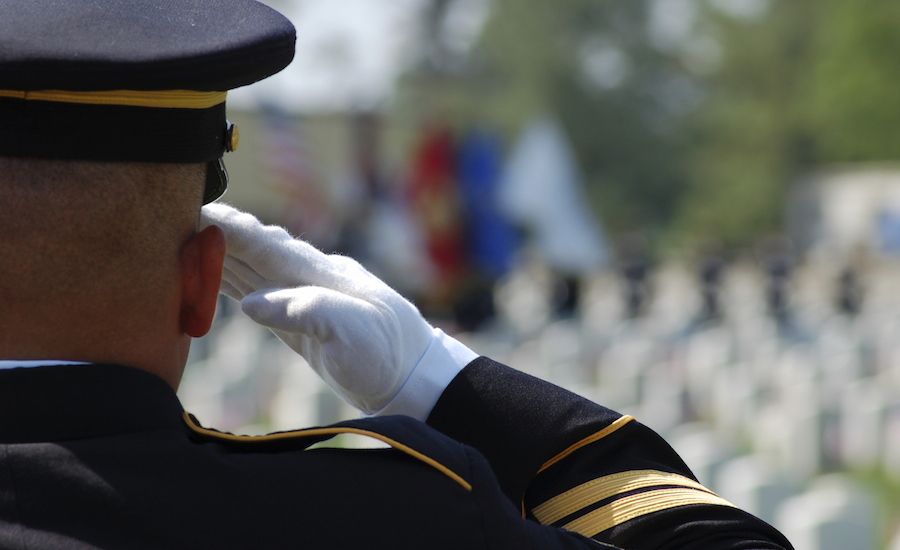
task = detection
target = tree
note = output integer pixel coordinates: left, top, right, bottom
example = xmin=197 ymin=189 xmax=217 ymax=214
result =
xmin=394 ymin=0 xmax=698 ymax=239
xmin=810 ymin=0 xmax=900 ymax=162
xmin=677 ymin=0 xmax=900 ymax=248
xmin=675 ymin=0 xmax=820 ymax=248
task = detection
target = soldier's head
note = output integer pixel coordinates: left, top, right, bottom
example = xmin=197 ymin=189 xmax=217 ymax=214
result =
xmin=0 ymin=158 xmax=221 ymax=386
xmin=0 ymin=0 xmax=295 ymax=386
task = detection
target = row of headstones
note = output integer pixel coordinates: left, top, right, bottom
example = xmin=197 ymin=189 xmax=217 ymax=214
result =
xmin=479 ymin=314 xmax=900 ymax=549
xmin=668 ymin=426 xmax=896 ymax=550
xmin=182 ymin=266 xmax=900 ymax=417
xmin=185 ymin=303 xmax=897 ymax=459
xmin=642 ymin=355 xmax=896 ymax=482
xmin=181 ymin=300 xmax=900 ymax=487
xmin=570 ymin=261 xmax=900 ymax=332
xmin=488 ymin=313 xmax=900 ymax=481
xmin=494 ymin=337 xmax=896 ymax=549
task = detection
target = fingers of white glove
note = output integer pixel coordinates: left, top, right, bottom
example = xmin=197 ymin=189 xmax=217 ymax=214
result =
xmin=240 ymin=286 xmax=370 ymax=340
xmin=220 ymin=262 xmax=246 ymax=295
xmin=327 ymin=254 xmax=368 ymax=277
xmin=219 ymin=280 xmax=244 ymax=301
xmin=325 ymin=254 xmax=383 ymax=289
xmin=222 ymin=265 xmax=257 ymax=297
xmin=224 ymin=255 xmax=271 ymax=292
xmin=201 ymin=203 xmax=345 ymax=289
xmin=200 ymin=203 xmax=248 ymax=231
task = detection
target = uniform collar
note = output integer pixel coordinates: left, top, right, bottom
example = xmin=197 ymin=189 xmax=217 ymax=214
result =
xmin=0 ymin=359 xmax=89 ymax=370
xmin=0 ymin=363 xmax=185 ymax=443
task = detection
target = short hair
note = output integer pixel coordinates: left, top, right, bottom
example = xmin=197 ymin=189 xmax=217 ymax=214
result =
xmin=0 ymin=158 xmax=205 ymax=318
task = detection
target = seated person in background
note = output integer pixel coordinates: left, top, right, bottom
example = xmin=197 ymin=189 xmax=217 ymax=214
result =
xmin=0 ymin=0 xmax=793 ymax=548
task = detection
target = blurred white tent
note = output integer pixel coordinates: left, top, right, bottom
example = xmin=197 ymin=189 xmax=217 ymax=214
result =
xmin=499 ymin=117 xmax=610 ymax=274
xmin=788 ymin=165 xmax=900 ymax=260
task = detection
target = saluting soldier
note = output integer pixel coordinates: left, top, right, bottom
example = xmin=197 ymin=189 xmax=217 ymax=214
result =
xmin=0 ymin=1 xmax=793 ymax=548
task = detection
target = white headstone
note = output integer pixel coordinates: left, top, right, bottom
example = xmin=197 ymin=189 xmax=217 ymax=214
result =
xmin=784 ymin=397 xmax=828 ymax=480
xmin=581 ymin=274 xmax=623 ymax=334
xmin=649 ymin=263 xmax=699 ymax=332
xmin=684 ymin=326 xmax=733 ymax=418
xmin=268 ymin=345 xmax=332 ymax=429
xmin=753 ymin=378 xmax=827 ymax=481
xmin=637 ymin=368 xmax=687 ymax=436
xmin=494 ymin=260 xmax=554 ymax=337
xmin=818 ymin=350 xmax=863 ymax=405
xmin=883 ymin=403 xmax=900 ymax=482
xmin=775 ymin=475 xmax=876 ymax=550
xmin=180 ymin=311 xmax=271 ymax=429
xmin=840 ymin=378 xmax=887 ymax=469
xmin=714 ymin=455 xmax=793 ymax=526
xmin=888 ymin=526 xmax=900 ymax=550
xmin=539 ymin=319 xmax=589 ymax=386
xmin=504 ymin=337 xmax=549 ymax=380
xmin=595 ymin=335 xmax=656 ymax=410
xmin=710 ymin=362 xmax=758 ymax=437
xmin=668 ymin=423 xmax=736 ymax=488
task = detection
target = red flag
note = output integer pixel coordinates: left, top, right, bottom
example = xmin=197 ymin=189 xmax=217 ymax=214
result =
xmin=407 ymin=125 xmax=466 ymax=292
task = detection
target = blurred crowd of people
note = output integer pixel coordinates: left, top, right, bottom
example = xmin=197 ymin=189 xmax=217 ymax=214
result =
xmin=270 ymin=112 xmax=610 ymax=330
xmin=258 ymin=110 xmax=878 ymax=342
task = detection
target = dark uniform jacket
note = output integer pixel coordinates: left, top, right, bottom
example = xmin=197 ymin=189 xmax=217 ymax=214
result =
xmin=0 ymin=359 xmax=792 ymax=549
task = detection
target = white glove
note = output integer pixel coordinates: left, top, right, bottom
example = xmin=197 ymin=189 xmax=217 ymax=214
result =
xmin=200 ymin=203 xmax=477 ymax=419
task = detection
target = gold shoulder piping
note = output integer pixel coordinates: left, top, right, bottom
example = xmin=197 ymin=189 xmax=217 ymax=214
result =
xmin=538 ymin=415 xmax=635 ymax=474
xmin=182 ymin=412 xmax=472 ymax=491
xmin=0 ymin=89 xmax=226 ymax=109
xmin=533 ymin=469 xmax=717 ymax=525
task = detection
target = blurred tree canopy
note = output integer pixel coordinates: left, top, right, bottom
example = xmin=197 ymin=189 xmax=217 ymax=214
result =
xmin=679 ymin=0 xmax=900 ymax=248
xmin=676 ymin=0 xmax=820 ymax=248
xmin=397 ymin=0 xmax=900 ymax=250
xmin=430 ymin=0 xmax=694 ymax=237
xmin=810 ymin=0 xmax=900 ymax=162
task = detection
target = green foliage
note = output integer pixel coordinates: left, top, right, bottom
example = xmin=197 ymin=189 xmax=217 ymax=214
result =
xmin=850 ymin=467 xmax=900 ymax=549
xmin=678 ymin=0 xmax=900 ymax=247
xmin=557 ymin=69 xmax=690 ymax=235
xmin=810 ymin=0 xmax=900 ymax=162
xmin=675 ymin=0 xmax=819 ymax=248
xmin=396 ymin=0 xmax=696 ymax=239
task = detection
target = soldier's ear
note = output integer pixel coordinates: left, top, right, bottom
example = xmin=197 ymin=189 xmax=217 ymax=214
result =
xmin=178 ymin=224 xmax=225 ymax=337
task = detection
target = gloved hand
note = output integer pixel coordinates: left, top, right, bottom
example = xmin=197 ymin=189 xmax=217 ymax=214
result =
xmin=200 ymin=203 xmax=477 ymax=419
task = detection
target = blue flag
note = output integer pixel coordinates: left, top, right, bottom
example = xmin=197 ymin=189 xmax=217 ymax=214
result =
xmin=457 ymin=129 xmax=519 ymax=278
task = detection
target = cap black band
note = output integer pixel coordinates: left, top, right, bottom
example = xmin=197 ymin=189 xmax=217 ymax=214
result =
xmin=0 ymin=98 xmax=227 ymax=163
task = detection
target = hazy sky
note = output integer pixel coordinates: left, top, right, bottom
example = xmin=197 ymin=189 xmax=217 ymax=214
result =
xmin=230 ymin=0 xmax=428 ymax=112
xmin=229 ymin=0 xmax=760 ymax=113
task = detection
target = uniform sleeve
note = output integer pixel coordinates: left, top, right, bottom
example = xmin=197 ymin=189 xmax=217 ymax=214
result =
xmin=427 ymin=357 xmax=794 ymax=549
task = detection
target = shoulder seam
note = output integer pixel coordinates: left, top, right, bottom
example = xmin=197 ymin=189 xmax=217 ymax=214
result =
xmin=182 ymin=412 xmax=472 ymax=491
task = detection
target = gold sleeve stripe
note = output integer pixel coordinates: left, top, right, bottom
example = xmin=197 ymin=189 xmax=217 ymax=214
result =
xmin=0 ymin=89 xmax=226 ymax=109
xmin=181 ymin=412 xmax=472 ymax=492
xmin=562 ymin=487 xmax=736 ymax=537
xmin=533 ymin=469 xmax=715 ymax=525
xmin=537 ymin=415 xmax=634 ymax=475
